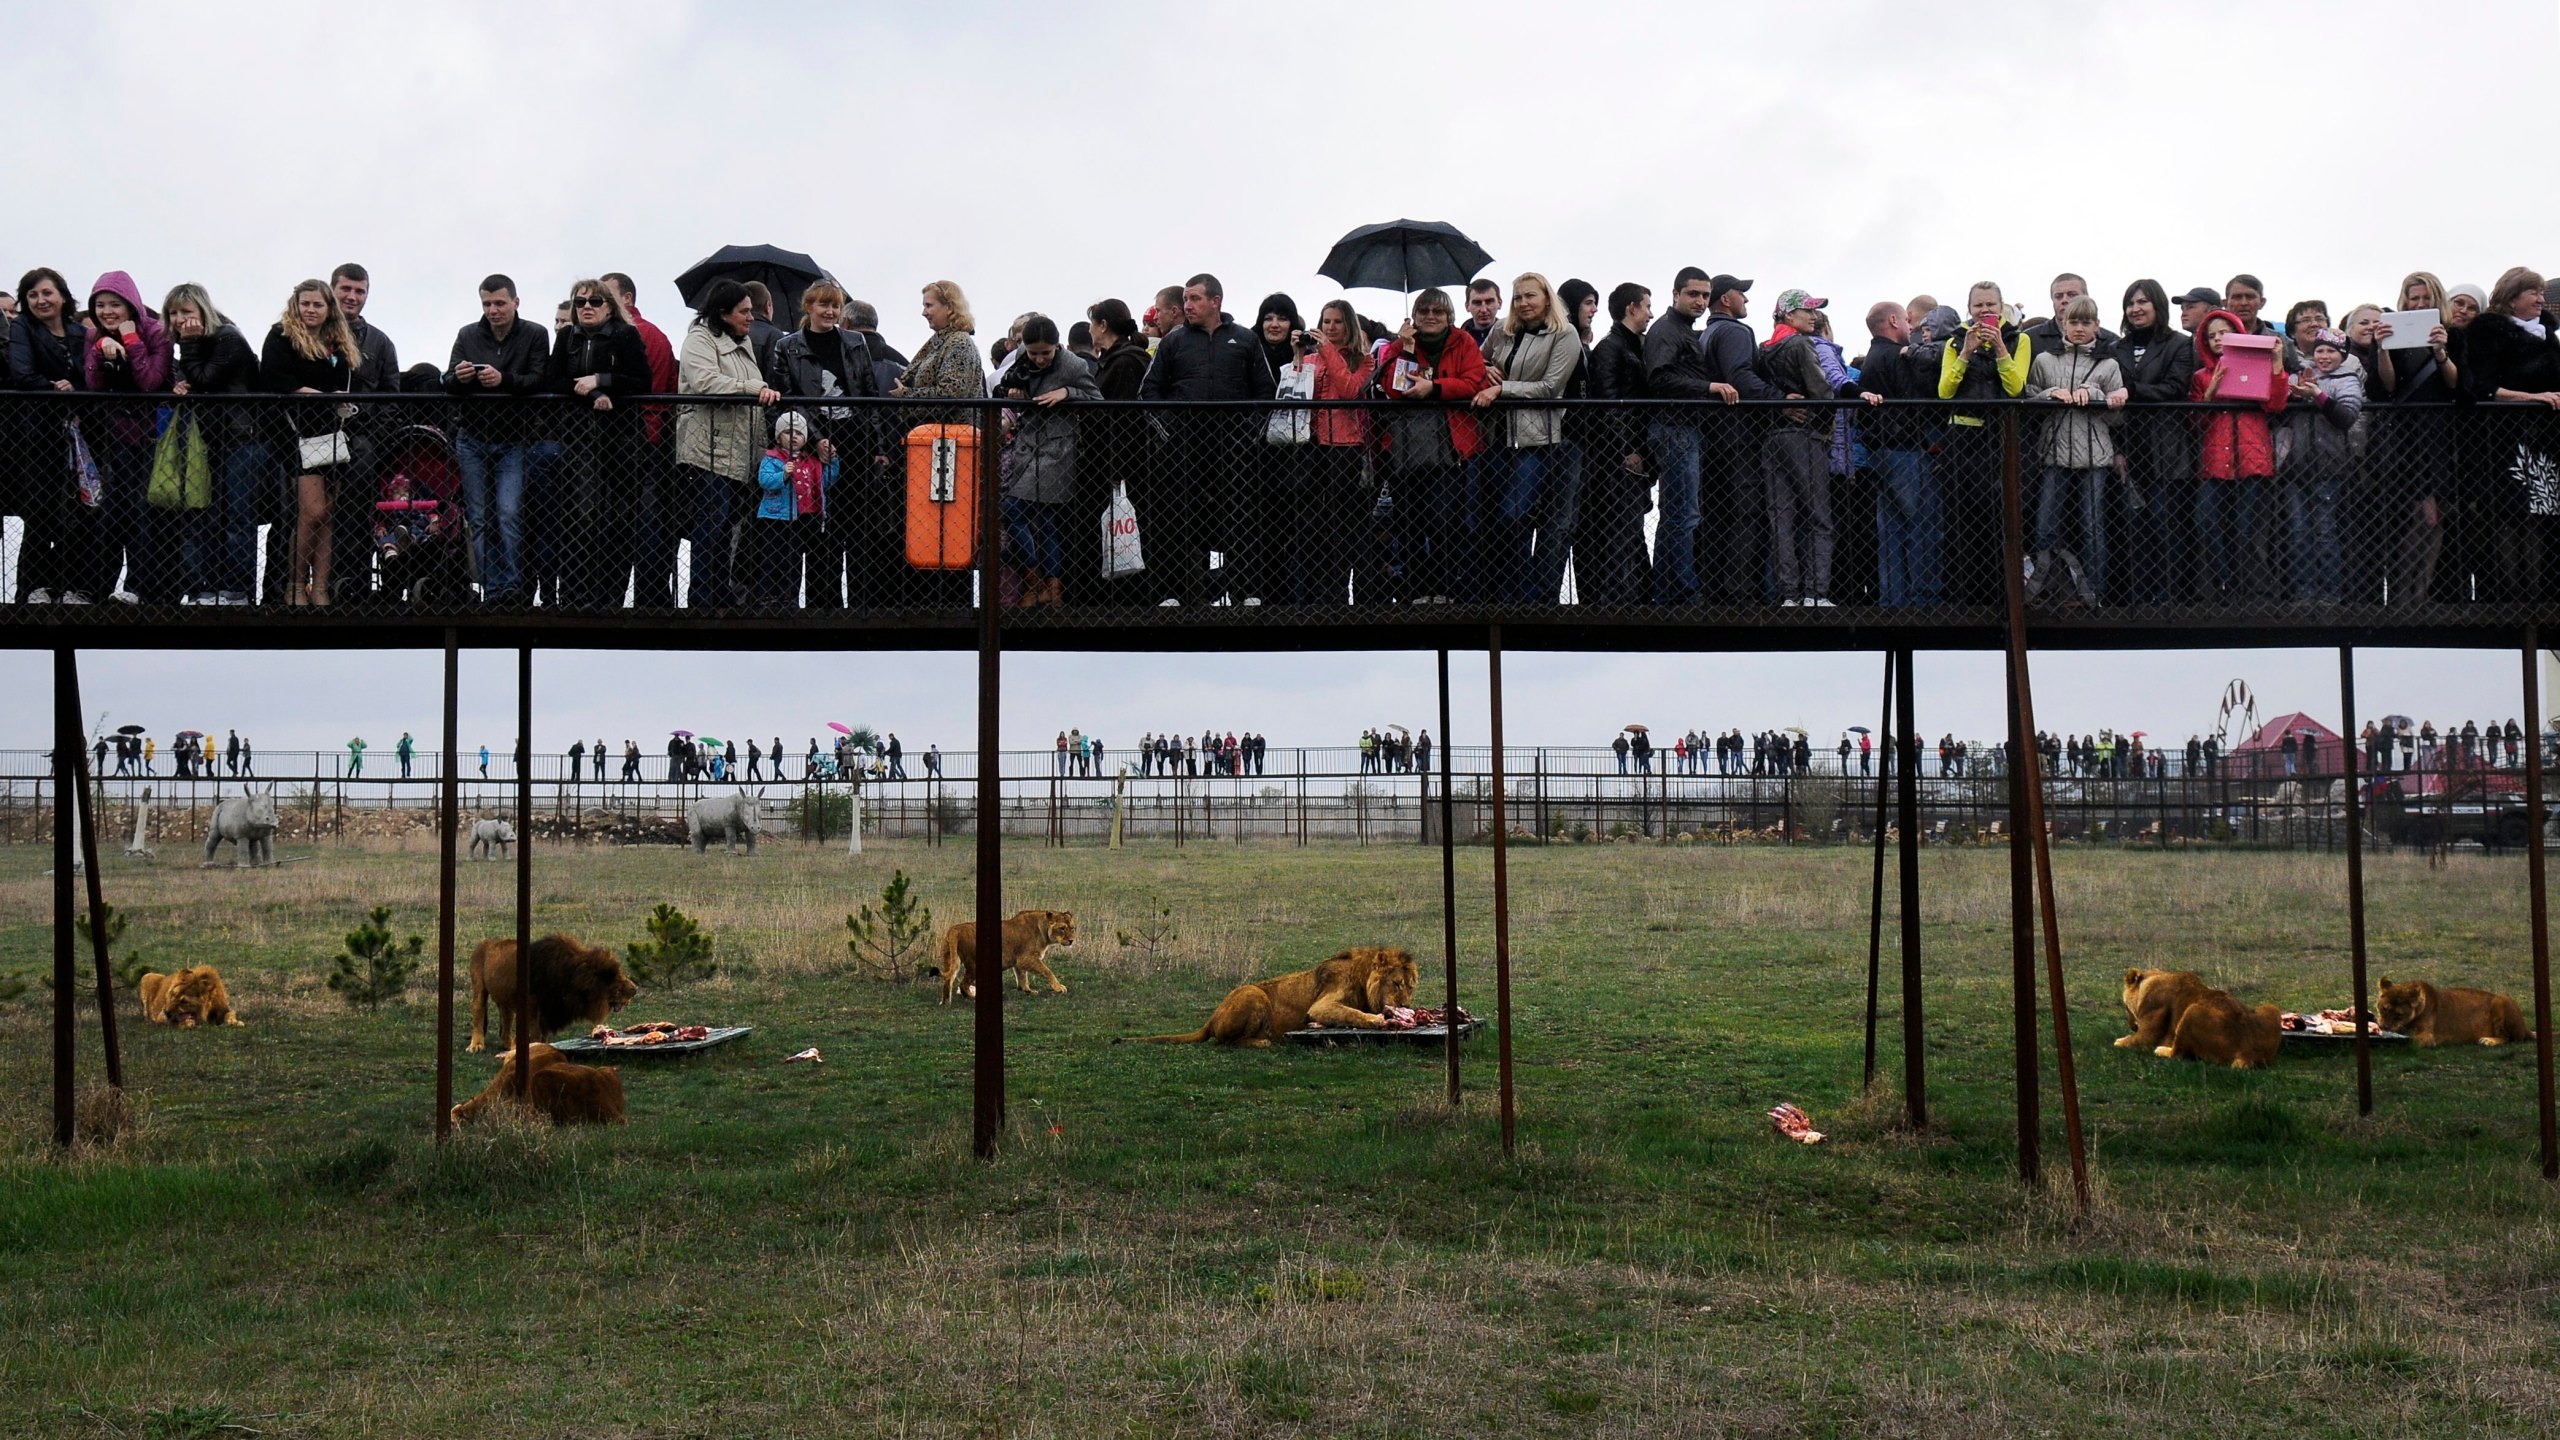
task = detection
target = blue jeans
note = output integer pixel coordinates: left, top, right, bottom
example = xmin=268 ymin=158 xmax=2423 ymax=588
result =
xmin=2034 ymin=466 xmax=2109 ymax=599
xmin=218 ymin=441 xmax=273 ymax=597
xmin=1646 ymin=422 xmax=1702 ymax=603
xmin=683 ymin=464 xmax=736 ymax=608
xmin=525 ymin=438 xmax=564 ymax=601
xmin=2195 ymin=480 xmax=2260 ymax=596
xmin=1490 ymin=445 xmax=1555 ymax=603
xmin=2285 ymin=467 xmax=2343 ymax=601
xmin=1871 ymin=447 xmax=1940 ymax=606
xmin=454 ymin=431 xmax=527 ymax=598
xmin=1003 ymin=496 xmax=1064 ymax=580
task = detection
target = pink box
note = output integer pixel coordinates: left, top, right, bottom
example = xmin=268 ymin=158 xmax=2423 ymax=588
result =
xmin=2215 ymin=333 xmax=2281 ymax=402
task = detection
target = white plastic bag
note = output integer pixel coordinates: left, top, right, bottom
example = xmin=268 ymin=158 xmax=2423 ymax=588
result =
xmin=1101 ymin=483 xmax=1145 ymax=578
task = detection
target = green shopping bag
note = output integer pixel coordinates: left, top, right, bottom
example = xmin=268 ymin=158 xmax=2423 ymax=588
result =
xmin=147 ymin=411 xmax=212 ymax=511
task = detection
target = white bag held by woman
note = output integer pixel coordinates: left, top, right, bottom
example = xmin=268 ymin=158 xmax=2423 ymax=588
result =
xmin=1101 ymin=483 xmax=1145 ymax=578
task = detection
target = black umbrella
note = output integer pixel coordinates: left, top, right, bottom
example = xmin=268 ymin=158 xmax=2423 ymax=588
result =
xmin=673 ymin=244 xmax=830 ymax=329
xmin=1317 ymin=220 xmax=1493 ymax=298
xmin=114 ymin=724 xmax=146 ymax=735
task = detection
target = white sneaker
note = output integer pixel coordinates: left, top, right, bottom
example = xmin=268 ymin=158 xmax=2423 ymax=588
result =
xmin=1808 ymin=597 xmax=1835 ymax=608
xmin=1780 ymin=598 xmax=1800 ymax=608
xmin=217 ymin=590 xmax=251 ymax=606
xmin=1242 ymin=597 xmax=1263 ymax=607
xmin=109 ymin=588 xmax=140 ymax=605
xmin=1157 ymin=597 xmax=1182 ymax=607
xmin=59 ymin=591 xmax=92 ymax=605
xmin=23 ymin=589 xmax=50 ymax=605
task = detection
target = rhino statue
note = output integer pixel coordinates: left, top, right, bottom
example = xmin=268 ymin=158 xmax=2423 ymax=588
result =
xmin=688 ymin=788 xmax=764 ymax=855
xmin=204 ymin=785 xmax=279 ymax=868
xmin=468 ymin=818 xmax=516 ymax=861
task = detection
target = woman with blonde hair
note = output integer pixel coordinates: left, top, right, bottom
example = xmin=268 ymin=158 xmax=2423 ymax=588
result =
xmin=891 ymin=280 xmax=985 ymax=608
xmin=2366 ymin=272 xmax=2461 ymax=602
xmin=258 ymin=278 xmax=361 ymax=606
xmin=164 ymin=282 xmax=266 ymax=605
xmin=897 ymin=280 xmax=985 ymax=408
xmin=1473 ymin=271 xmax=1581 ymax=601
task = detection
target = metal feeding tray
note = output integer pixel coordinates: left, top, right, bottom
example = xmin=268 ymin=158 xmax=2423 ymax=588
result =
xmin=1286 ymin=1019 xmax=1485 ymax=1047
xmin=542 ymin=1025 xmax=753 ymax=1058
xmin=2279 ymin=1026 xmax=2408 ymax=1047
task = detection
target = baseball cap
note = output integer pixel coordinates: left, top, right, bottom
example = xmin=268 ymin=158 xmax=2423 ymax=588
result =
xmin=2173 ymin=286 xmax=2222 ymax=308
xmin=1775 ymin=289 xmax=1829 ymax=317
xmin=1709 ymin=274 xmax=1752 ymax=301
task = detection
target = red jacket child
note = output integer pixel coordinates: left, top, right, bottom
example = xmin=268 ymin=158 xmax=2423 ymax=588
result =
xmin=2189 ymin=308 xmax=2288 ymax=480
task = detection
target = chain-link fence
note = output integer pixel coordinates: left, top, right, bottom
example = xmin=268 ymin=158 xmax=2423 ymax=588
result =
xmin=5 ymin=389 xmax=2558 ymax=621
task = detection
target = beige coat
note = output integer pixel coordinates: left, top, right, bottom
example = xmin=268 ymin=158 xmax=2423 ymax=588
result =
xmin=1478 ymin=322 xmax=1579 ymax=449
xmin=674 ymin=322 xmax=768 ymax=481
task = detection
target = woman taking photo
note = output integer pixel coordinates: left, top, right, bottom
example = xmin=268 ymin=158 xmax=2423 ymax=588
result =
xmin=2367 ymin=274 xmax=2460 ymax=602
xmin=81 ymin=271 xmax=173 ymax=603
xmin=260 ymin=279 xmax=361 ymax=607
xmin=2459 ymin=267 xmax=2560 ymax=602
xmin=543 ymin=279 xmax=653 ymax=608
xmin=165 ymin=283 xmax=265 ymax=606
xmin=1474 ymin=272 xmax=1580 ymax=602
xmin=1289 ymin=298 xmax=1371 ymax=605
xmin=6 ymin=267 xmax=87 ymax=602
xmin=675 ymin=278 xmax=780 ymax=609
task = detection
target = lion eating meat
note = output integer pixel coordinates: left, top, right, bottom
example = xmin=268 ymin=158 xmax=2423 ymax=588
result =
xmin=936 ymin=910 xmax=1077 ymax=1005
xmin=467 ymin=934 xmax=637 ymax=1053
xmin=1125 ymin=946 xmax=1418 ymax=1048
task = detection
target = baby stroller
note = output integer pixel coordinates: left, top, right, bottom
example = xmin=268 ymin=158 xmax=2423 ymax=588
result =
xmin=371 ymin=423 xmax=473 ymax=604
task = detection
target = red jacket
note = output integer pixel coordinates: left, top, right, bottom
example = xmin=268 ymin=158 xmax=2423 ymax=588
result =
xmin=1374 ymin=327 xmax=1487 ymax=460
xmin=630 ymin=307 xmax=679 ymax=445
xmin=2189 ymin=309 xmax=2287 ymax=480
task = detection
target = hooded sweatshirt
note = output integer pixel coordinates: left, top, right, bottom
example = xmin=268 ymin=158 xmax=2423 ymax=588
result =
xmin=2281 ymin=352 xmax=2366 ymax=476
xmin=82 ymin=271 xmax=173 ymax=445
xmin=2188 ymin=309 xmax=2288 ymax=480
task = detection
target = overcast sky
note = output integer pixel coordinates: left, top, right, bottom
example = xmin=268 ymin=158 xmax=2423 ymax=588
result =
xmin=5 ymin=1 xmax=2556 ymax=759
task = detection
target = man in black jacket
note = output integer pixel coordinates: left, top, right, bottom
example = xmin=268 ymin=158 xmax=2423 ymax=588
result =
xmin=1640 ymin=268 xmax=1725 ymax=603
xmin=1856 ymin=301 xmax=1943 ymax=605
xmin=2023 ymin=273 xmax=2119 ymax=354
xmin=1581 ymin=282 xmax=1655 ymax=605
xmin=1139 ymin=274 xmax=1276 ymax=606
xmin=446 ymin=275 xmax=551 ymax=605
xmin=1699 ymin=275 xmax=1782 ymax=603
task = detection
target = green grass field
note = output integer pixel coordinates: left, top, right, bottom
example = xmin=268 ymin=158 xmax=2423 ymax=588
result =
xmin=3 ymin=836 xmax=2556 ymax=1439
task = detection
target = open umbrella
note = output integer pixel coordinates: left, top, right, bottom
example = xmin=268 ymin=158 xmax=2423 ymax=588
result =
xmin=115 ymin=724 xmax=145 ymax=735
xmin=175 ymin=730 xmax=203 ymax=742
xmin=672 ymin=729 xmax=693 ymax=738
xmin=2383 ymin=714 xmax=2415 ymax=730
xmin=2131 ymin=730 xmax=2148 ymax=738
xmin=697 ymin=736 xmax=724 ymax=749
xmin=1622 ymin=722 xmax=1649 ymax=733
xmin=1318 ymin=220 xmax=1492 ymax=298
xmin=828 ymin=721 xmax=854 ymax=736
xmin=674 ymin=244 xmax=828 ymax=329
xmin=1783 ymin=724 xmax=1809 ymax=737
xmin=1848 ymin=725 xmax=1873 ymax=734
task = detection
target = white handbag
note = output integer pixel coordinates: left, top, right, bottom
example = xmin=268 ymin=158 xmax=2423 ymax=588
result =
xmin=1100 ymin=483 xmax=1146 ymax=578
xmin=299 ymin=430 xmax=352 ymax=470
xmin=1263 ymin=360 xmax=1317 ymax=446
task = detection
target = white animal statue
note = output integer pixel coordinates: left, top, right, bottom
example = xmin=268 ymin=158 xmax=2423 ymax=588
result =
xmin=468 ymin=818 xmax=516 ymax=861
xmin=689 ymin=788 xmax=764 ymax=855
xmin=204 ymin=785 xmax=279 ymax=867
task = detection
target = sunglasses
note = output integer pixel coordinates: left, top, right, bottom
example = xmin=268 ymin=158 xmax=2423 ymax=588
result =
xmin=575 ymin=296 xmax=609 ymax=307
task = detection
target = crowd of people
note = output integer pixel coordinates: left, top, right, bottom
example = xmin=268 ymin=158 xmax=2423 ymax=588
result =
xmin=9 ymin=256 xmax=2559 ymax=613
xmin=1358 ymin=727 xmax=1430 ymax=774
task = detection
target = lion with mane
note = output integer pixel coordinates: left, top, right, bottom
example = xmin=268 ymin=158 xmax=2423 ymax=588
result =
xmin=468 ymin=934 xmax=637 ymax=1053
xmin=1126 ymin=946 xmax=1418 ymax=1048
